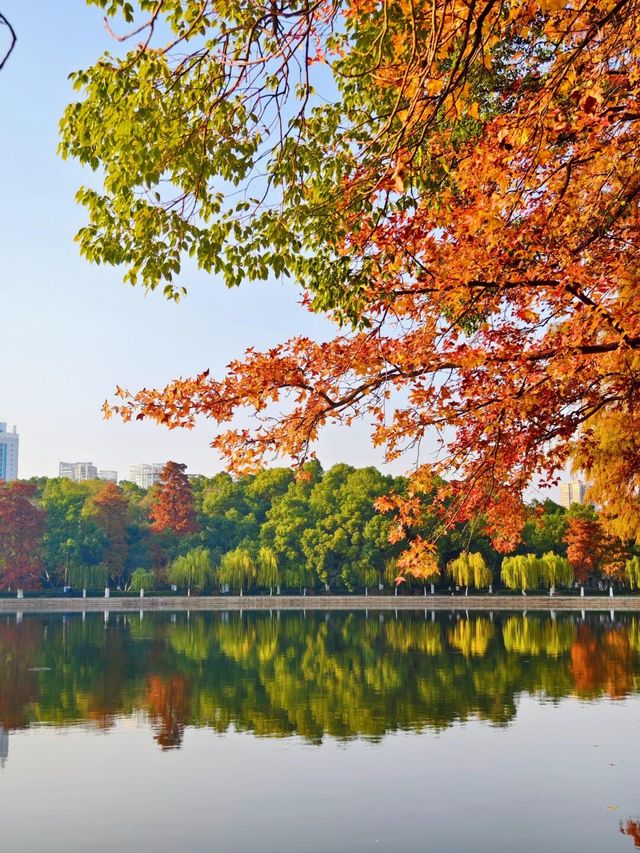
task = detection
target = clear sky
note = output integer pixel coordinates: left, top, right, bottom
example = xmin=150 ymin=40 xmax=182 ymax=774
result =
xmin=0 ymin=1 xmax=410 ymax=481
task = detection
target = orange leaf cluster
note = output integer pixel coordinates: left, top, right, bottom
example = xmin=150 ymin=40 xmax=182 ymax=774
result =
xmin=106 ymin=0 xmax=640 ymax=551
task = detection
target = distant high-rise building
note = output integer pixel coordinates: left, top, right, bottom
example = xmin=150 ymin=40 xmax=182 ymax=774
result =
xmin=59 ymin=461 xmax=98 ymax=482
xmin=129 ymin=463 xmax=165 ymax=489
xmin=0 ymin=422 xmax=19 ymax=481
xmin=559 ymin=479 xmax=587 ymax=509
xmin=98 ymin=470 xmax=118 ymax=483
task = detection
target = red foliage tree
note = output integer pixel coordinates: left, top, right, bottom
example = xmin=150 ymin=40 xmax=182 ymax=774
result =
xmin=0 ymin=481 xmax=45 ymax=590
xmin=70 ymin=0 xmax=640 ymax=568
xmin=621 ymin=819 xmax=640 ymax=848
xmin=86 ymin=482 xmax=129 ymax=584
xmin=564 ymin=517 xmax=604 ymax=585
xmin=149 ymin=462 xmax=198 ymax=535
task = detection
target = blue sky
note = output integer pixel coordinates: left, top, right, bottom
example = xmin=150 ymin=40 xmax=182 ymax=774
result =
xmin=0 ymin=1 xmax=410 ymax=480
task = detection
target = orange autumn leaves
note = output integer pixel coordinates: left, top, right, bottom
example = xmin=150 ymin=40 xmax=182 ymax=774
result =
xmin=80 ymin=0 xmax=640 ymax=568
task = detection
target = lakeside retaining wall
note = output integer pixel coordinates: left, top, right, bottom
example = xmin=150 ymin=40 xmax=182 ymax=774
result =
xmin=0 ymin=595 xmax=638 ymax=613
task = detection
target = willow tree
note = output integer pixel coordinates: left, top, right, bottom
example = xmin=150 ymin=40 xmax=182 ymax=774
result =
xmin=255 ymin=546 xmax=280 ymax=594
xmin=129 ymin=567 xmax=157 ymax=592
xmin=540 ymin=552 xmax=573 ymax=595
xmin=626 ymin=556 xmax=640 ymax=591
xmin=447 ymin=552 xmax=492 ymax=594
xmin=61 ymin=1 xmax=640 ymax=567
xmin=167 ymin=547 xmax=214 ymax=593
xmin=501 ymin=554 xmax=542 ymax=595
xmin=68 ymin=562 xmax=109 ymax=591
xmin=218 ymin=548 xmax=255 ymax=594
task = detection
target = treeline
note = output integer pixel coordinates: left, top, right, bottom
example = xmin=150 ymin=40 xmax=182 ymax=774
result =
xmin=0 ymin=612 xmax=639 ymax=747
xmin=0 ymin=460 xmax=639 ymax=592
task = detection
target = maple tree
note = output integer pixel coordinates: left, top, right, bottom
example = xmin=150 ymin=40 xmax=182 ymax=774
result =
xmin=60 ymin=0 xmax=640 ymax=567
xmin=0 ymin=481 xmax=45 ymax=590
xmin=150 ymin=461 xmax=198 ymax=535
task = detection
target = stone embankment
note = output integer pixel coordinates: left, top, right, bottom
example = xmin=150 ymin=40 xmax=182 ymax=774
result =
xmin=0 ymin=595 xmax=638 ymax=613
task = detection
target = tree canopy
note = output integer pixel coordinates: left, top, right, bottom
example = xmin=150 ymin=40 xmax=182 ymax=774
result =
xmin=60 ymin=0 xmax=640 ymax=562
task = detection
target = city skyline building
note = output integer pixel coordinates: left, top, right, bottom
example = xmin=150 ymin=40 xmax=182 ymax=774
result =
xmin=559 ymin=479 xmax=587 ymax=509
xmin=98 ymin=470 xmax=118 ymax=483
xmin=129 ymin=463 xmax=165 ymax=489
xmin=0 ymin=422 xmax=19 ymax=481
xmin=59 ymin=461 xmax=98 ymax=481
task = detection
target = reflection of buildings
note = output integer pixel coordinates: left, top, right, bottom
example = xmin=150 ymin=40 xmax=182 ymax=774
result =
xmin=0 ymin=422 xmax=19 ymax=481
xmin=559 ymin=479 xmax=587 ymax=508
xmin=0 ymin=726 xmax=8 ymax=768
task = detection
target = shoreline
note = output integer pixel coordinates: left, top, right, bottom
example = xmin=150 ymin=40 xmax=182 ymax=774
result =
xmin=0 ymin=594 xmax=638 ymax=613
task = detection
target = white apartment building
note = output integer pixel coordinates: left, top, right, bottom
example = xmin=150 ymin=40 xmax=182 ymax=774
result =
xmin=559 ymin=479 xmax=587 ymax=509
xmin=59 ymin=461 xmax=98 ymax=481
xmin=98 ymin=470 xmax=118 ymax=483
xmin=0 ymin=422 xmax=19 ymax=481
xmin=129 ymin=463 xmax=165 ymax=489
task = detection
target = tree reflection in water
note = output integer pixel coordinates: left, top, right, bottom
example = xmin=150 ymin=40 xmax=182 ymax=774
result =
xmin=0 ymin=611 xmax=638 ymax=751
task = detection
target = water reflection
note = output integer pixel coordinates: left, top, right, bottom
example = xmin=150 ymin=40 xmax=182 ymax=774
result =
xmin=0 ymin=610 xmax=638 ymax=754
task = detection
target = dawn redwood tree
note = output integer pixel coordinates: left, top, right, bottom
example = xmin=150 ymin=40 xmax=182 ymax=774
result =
xmin=61 ymin=0 xmax=640 ymax=571
xmin=564 ymin=516 xmax=604 ymax=585
xmin=86 ymin=482 xmax=129 ymax=585
xmin=150 ymin=462 xmax=198 ymax=535
xmin=0 ymin=481 xmax=45 ymax=590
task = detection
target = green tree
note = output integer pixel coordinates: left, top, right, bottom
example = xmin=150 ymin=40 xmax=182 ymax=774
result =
xmin=129 ymin=568 xmax=157 ymax=593
xmin=301 ymin=465 xmax=399 ymax=591
xmin=167 ymin=547 xmax=213 ymax=594
xmin=41 ymin=479 xmax=107 ymax=586
xmin=255 ymin=547 xmax=280 ymax=593
xmin=260 ymin=461 xmax=322 ymax=589
xmin=218 ymin=548 xmax=255 ymax=594
xmin=521 ymin=501 xmax=568 ymax=557
xmin=68 ymin=563 xmax=109 ymax=590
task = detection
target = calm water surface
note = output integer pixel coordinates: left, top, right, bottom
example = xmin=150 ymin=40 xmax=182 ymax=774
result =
xmin=0 ymin=609 xmax=639 ymax=852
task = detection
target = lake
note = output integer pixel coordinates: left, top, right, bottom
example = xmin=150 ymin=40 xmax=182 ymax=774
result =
xmin=0 ymin=609 xmax=638 ymax=852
